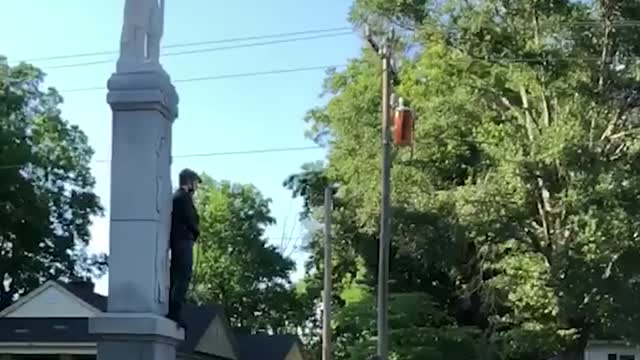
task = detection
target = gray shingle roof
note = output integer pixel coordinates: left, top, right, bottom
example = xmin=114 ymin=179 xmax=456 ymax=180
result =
xmin=179 ymin=303 xmax=226 ymax=354
xmin=57 ymin=281 xmax=107 ymax=311
xmin=234 ymin=332 xmax=300 ymax=360
xmin=0 ymin=281 xmax=302 ymax=360
xmin=57 ymin=281 xmax=228 ymax=355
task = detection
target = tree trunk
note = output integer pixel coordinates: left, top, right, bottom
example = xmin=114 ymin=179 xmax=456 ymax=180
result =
xmin=0 ymin=282 xmax=14 ymax=312
xmin=558 ymin=321 xmax=591 ymax=360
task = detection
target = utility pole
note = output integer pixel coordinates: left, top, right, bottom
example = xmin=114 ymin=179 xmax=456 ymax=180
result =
xmin=377 ymin=39 xmax=393 ymax=360
xmin=322 ymin=186 xmax=333 ymax=360
xmin=365 ymin=26 xmax=395 ymax=360
xmin=366 ymin=27 xmax=414 ymax=360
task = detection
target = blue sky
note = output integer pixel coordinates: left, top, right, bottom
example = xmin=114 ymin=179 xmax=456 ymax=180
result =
xmin=1 ymin=0 xmax=361 ymax=294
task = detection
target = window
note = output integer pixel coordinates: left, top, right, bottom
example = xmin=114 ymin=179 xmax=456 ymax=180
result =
xmin=609 ymin=354 xmax=637 ymax=360
xmin=14 ymin=356 xmax=60 ymax=360
xmin=74 ymin=356 xmax=97 ymax=360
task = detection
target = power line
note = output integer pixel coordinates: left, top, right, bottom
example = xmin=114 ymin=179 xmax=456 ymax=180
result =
xmin=23 ymin=27 xmax=353 ymax=62
xmin=0 ymin=145 xmax=325 ymax=170
xmin=171 ymin=146 xmax=323 ymax=158
xmin=566 ymin=20 xmax=640 ymax=27
xmin=18 ymin=20 xmax=640 ymax=65
xmin=45 ymin=31 xmax=353 ymax=70
xmin=3 ymin=130 xmax=638 ymax=171
xmin=436 ymin=20 xmax=640 ymax=30
xmin=57 ymin=52 xmax=640 ymax=93
xmin=21 ymin=20 xmax=640 ymax=64
xmin=60 ymin=64 xmax=345 ymax=93
xmin=483 ymin=55 xmax=640 ymax=63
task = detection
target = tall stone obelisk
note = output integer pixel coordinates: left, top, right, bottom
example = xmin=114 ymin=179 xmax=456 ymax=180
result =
xmin=89 ymin=0 xmax=184 ymax=359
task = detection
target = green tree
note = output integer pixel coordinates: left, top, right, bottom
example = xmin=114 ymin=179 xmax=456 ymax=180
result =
xmin=0 ymin=58 xmax=105 ymax=310
xmin=335 ymin=288 xmax=482 ymax=360
xmin=291 ymin=0 xmax=640 ymax=358
xmin=286 ymin=163 xmax=469 ymax=360
xmin=189 ymin=175 xmax=307 ymax=332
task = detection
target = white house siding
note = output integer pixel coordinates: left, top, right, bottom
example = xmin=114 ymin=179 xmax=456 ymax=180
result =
xmin=585 ymin=343 xmax=639 ymax=360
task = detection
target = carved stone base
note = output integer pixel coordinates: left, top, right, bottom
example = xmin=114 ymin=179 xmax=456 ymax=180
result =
xmin=89 ymin=313 xmax=184 ymax=360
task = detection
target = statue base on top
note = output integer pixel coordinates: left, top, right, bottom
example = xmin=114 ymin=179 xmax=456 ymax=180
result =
xmin=107 ymin=67 xmax=179 ymax=121
xmin=116 ymin=58 xmax=166 ymax=76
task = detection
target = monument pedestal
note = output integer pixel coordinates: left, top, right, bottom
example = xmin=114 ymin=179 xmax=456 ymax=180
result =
xmin=89 ymin=68 xmax=183 ymax=359
xmin=90 ymin=313 xmax=183 ymax=360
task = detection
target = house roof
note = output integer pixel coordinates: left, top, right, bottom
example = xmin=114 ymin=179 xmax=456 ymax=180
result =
xmin=0 ymin=280 xmax=304 ymax=360
xmin=0 ymin=280 xmax=102 ymax=318
xmin=179 ymin=303 xmax=226 ymax=354
xmin=56 ymin=281 xmax=230 ymax=355
xmin=0 ymin=318 xmax=97 ymax=342
xmin=235 ymin=333 xmax=300 ymax=360
xmin=57 ymin=281 xmax=107 ymax=312
xmin=0 ymin=304 xmax=233 ymax=357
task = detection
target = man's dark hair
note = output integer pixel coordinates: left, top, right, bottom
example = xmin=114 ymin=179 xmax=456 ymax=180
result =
xmin=179 ymin=168 xmax=202 ymax=186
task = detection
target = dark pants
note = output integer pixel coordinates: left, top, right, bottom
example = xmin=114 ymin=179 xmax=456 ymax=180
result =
xmin=168 ymin=239 xmax=194 ymax=321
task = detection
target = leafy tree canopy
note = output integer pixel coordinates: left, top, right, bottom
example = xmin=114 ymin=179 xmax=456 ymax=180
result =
xmin=0 ymin=58 xmax=105 ymax=310
xmin=190 ymin=175 xmax=307 ymax=332
xmin=288 ymin=0 xmax=640 ymax=358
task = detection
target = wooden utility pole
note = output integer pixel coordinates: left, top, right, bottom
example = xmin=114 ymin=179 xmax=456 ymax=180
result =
xmin=377 ymin=40 xmax=393 ymax=360
xmin=366 ymin=26 xmax=395 ymax=360
xmin=366 ymin=27 xmax=414 ymax=360
xmin=322 ymin=186 xmax=333 ymax=360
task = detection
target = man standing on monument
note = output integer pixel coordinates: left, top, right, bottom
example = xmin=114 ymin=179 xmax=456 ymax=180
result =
xmin=167 ymin=168 xmax=202 ymax=328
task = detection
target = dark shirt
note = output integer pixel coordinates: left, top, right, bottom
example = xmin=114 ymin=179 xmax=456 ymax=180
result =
xmin=170 ymin=188 xmax=200 ymax=246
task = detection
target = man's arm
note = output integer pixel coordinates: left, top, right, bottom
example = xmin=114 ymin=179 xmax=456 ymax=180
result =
xmin=182 ymin=196 xmax=200 ymax=241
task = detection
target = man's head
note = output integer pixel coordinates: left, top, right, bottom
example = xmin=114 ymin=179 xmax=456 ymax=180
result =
xmin=179 ymin=168 xmax=202 ymax=194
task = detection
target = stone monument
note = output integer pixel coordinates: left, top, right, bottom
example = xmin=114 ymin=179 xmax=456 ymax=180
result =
xmin=88 ymin=0 xmax=184 ymax=359
xmin=118 ymin=0 xmax=165 ymax=72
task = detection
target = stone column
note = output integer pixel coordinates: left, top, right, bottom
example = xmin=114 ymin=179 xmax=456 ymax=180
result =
xmin=88 ymin=68 xmax=183 ymax=360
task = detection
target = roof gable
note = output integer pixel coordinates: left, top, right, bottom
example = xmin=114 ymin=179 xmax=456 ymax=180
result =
xmin=235 ymin=333 xmax=300 ymax=360
xmin=285 ymin=343 xmax=304 ymax=360
xmin=178 ymin=303 xmax=239 ymax=360
xmin=195 ymin=316 xmax=237 ymax=359
xmin=57 ymin=281 xmax=107 ymax=311
xmin=0 ymin=281 xmax=101 ymax=318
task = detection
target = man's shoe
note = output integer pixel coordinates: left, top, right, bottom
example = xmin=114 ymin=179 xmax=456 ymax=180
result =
xmin=166 ymin=312 xmax=187 ymax=330
xmin=176 ymin=317 xmax=188 ymax=330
